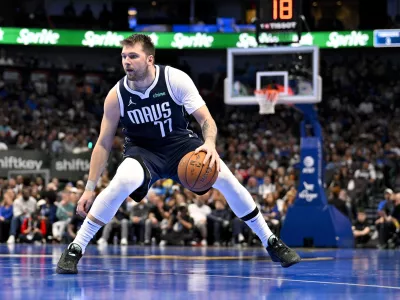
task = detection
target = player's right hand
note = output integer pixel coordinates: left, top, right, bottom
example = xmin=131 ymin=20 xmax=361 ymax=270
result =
xmin=76 ymin=191 xmax=96 ymax=218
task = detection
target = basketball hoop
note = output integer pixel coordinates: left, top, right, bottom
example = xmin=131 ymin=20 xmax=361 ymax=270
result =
xmin=254 ymin=89 xmax=279 ymax=115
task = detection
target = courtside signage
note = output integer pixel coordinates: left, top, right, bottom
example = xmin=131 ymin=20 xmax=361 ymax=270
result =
xmin=0 ymin=27 xmax=383 ymax=49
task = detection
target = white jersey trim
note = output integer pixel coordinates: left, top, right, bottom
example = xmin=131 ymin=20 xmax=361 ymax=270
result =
xmin=115 ymin=83 xmax=124 ymax=117
xmin=123 ymin=65 xmax=160 ymax=99
xmin=165 ymin=66 xmax=182 ymax=106
xmin=165 ymin=66 xmax=206 ymax=115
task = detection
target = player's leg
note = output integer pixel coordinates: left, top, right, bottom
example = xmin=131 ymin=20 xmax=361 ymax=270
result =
xmin=56 ymin=157 xmax=147 ymax=274
xmin=213 ymin=159 xmax=301 ymax=268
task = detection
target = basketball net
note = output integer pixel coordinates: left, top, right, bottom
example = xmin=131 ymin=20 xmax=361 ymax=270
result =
xmin=254 ymin=89 xmax=279 ymax=115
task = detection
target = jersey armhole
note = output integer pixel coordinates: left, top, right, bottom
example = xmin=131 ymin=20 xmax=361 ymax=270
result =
xmin=165 ymin=66 xmax=182 ymax=106
xmin=115 ymin=82 xmax=124 ymax=117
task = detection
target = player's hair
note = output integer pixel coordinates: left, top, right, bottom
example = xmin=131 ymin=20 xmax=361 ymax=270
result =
xmin=120 ymin=34 xmax=155 ymax=58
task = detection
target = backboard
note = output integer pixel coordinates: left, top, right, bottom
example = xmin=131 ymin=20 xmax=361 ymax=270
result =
xmin=224 ymin=46 xmax=322 ymax=106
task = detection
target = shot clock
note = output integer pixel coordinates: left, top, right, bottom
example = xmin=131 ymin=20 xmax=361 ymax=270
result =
xmin=256 ymin=0 xmax=303 ymax=45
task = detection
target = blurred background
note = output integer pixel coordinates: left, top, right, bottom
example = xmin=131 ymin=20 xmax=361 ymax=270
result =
xmin=0 ymin=0 xmax=399 ymax=250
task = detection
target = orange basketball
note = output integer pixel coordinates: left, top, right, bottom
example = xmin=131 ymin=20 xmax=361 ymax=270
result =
xmin=177 ymin=151 xmax=218 ymax=192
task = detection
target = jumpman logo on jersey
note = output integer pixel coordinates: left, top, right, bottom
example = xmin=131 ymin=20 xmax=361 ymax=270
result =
xmin=128 ymin=97 xmax=136 ymax=106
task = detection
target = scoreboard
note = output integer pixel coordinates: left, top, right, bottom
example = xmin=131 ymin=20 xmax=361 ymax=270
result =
xmin=256 ymin=0 xmax=302 ymax=45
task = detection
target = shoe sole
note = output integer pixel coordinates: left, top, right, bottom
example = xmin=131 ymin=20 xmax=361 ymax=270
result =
xmin=56 ymin=266 xmax=78 ymax=274
xmin=281 ymin=256 xmax=301 ymax=268
xmin=268 ymin=250 xmax=301 ymax=267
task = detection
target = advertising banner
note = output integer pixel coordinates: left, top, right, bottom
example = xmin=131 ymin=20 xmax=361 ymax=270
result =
xmin=50 ymin=152 xmax=91 ymax=181
xmin=0 ymin=150 xmax=49 ymax=177
xmin=0 ymin=27 xmax=376 ymax=49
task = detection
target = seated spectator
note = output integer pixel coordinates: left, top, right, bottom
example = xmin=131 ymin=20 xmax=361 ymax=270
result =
xmin=19 ymin=212 xmax=47 ymax=244
xmin=145 ymin=195 xmax=170 ymax=245
xmin=52 ymin=190 xmax=75 ymax=242
xmin=376 ymin=188 xmax=395 ymax=217
xmin=376 ymin=192 xmax=399 ymax=249
xmin=353 ymin=161 xmax=376 ymax=207
xmin=329 ymin=189 xmax=352 ymax=219
xmin=207 ymin=199 xmax=232 ymax=246
xmin=37 ymin=190 xmax=58 ymax=240
xmin=352 ymin=210 xmax=371 ymax=248
xmin=64 ymin=209 xmax=84 ymax=244
xmin=97 ymin=199 xmax=130 ymax=246
xmin=7 ymin=186 xmax=37 ymax=244
xmin=260 ymin=193 xmax=281 ymax=236
xmin=188 ymin=194 xmax=211 ymax=246
xmin=0 ymin=193 xmax=13 ymax=242
xmin=258 ymin=176 xmax=276 ymax=199
xmin=161 ymin=205 xmax=194 ymax=246
xmin=130 ymin=198 xmax=150 ymax=244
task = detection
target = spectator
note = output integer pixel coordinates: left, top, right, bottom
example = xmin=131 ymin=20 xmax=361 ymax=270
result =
xmin=352 ymin=210 xmax=371 ymax=248
xmin=260 ymin=193 xmax=281 ymax=236
xmin=130 ymin=198 xmax=150 ymax=244
xmin=0 ymin=193 xmax=13 ymax=242
xmin=375 ymin=192 xmax=399 ymax=249
xmin=161 ymin=205 xmax=194 ymax=246
xmin=65 ymin=210 xmax=84 ymax=244
xmin=52 ymin=190 xmax=75 ymax=242
xmin=7 ymin=187 xmax=37 ymax=244
xmin=188 ymin=194 xmax=211 ymax=246
xmin=207 ymin=199 xmax=231 ymax=246
xmin=258 ymin=176 xmax=276 ymax=199
xmin=144 ymin=195 xmax=169 ymax=245
xmin=19 ymin=212 xmax=46 ymax=244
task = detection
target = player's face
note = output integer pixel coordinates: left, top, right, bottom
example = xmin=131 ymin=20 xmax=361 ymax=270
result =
xmin=121 ymin=43 xmax=154 ymax=81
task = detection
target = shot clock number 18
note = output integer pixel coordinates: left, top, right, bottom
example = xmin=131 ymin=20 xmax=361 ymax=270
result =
xmin=256 ymin=0 xmax=302 ymax=45
xmin=273 ymin=0 xmax=293 ymax=20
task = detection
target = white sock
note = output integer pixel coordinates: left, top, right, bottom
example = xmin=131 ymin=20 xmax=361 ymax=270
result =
xmin=244 ymin=210 xmax=274 ymax=248
xmin=213 ymin=160 xmax=274 ymax=247
xmin=72 ymin=218 xmax=102 ymax=254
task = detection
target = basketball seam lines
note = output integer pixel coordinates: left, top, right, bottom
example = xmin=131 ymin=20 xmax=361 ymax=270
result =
xmin=184 ymin=152 xmax=195 ymax=190
xmin=196 ymin=164 xmax=215 ymax=191
xmin=191 ymin=153 xmax=206 ymax=190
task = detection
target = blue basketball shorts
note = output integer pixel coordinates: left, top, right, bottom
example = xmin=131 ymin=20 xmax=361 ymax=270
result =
xmin=122 ymin=136 xmax=210 ymax=202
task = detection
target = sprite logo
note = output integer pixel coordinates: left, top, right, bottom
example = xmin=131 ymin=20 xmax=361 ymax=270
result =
xmin=17 ymin=28 xmax=60 ymax=45
xmin=326 ymin=31 xmax=369 ymax=48
xmin=236 ymin=33 xmax=279 ymax=48
xmin=148 ymin=33 xmax=159 ymax=46
xmin=82 ymin=31 xmax=124 ymax=48
xmin=171 ymin=33 xmax=214 ymax=49
xmin=292 ymin=33 xmax=314 ymax=46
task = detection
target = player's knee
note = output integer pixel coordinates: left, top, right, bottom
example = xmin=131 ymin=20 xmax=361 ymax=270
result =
xmin=114 ymin=158 xmax=145 ymax=190
xmin=214 ymin=160 xmax=239 ymax=188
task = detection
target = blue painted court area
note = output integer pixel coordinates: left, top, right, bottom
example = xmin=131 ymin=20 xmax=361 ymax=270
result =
xmin=0 ymin=245 xmax=400 ymax=300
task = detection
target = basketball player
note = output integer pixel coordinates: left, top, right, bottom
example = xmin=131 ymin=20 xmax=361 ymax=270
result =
xmin=56 ymin=34 xmax=300 ymax=274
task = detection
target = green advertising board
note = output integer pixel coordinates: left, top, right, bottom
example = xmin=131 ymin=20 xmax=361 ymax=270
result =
xmin=0 ymin=27 xmax=375 ymax=49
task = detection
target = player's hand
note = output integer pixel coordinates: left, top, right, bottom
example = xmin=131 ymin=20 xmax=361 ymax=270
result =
xmin=76 ymin=191 xmax=96 ymax=218
xmin=195 ymin=141 xmax=221 ymax=172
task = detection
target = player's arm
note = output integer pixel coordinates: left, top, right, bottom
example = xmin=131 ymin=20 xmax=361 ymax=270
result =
xmin=192 ymin=104 xmax=220 ymax=171
xmin=192 ymin=105 xmax=218 ymax=146
xmin=86 ymin=86 xmax=120 ymax=187
xmin=166 ymin=66 xmax=220 ymax=171
xmin=76 ymin=86 xmax=120 ymax=218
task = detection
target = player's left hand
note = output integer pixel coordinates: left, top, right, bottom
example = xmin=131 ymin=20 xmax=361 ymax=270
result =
xmin=195 ymin=141 xmax=221 ymax=172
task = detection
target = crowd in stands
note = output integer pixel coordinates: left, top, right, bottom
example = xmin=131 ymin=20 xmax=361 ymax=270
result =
xmin=1 ymin=1 xmax=399 ymax=31
xmin=0 ymin=46 xmax=399 ymax=248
